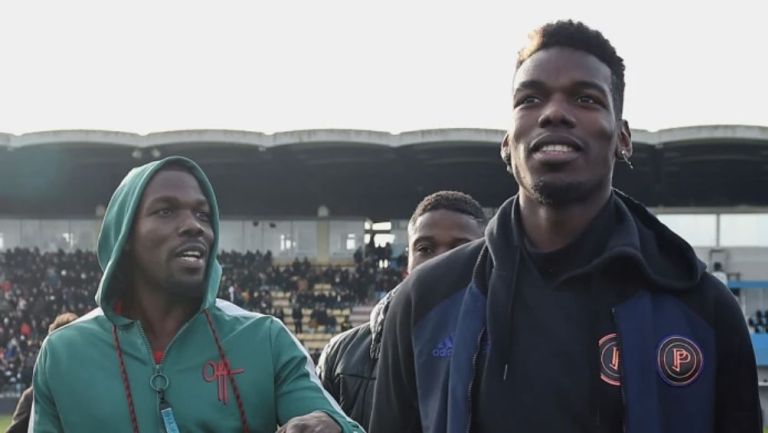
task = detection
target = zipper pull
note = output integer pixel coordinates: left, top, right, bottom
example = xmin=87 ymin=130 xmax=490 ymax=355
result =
xmin=159 ymin=391 xmax=180 ymax=433
xmin=150 ymin=369 xmax=178 ymax=433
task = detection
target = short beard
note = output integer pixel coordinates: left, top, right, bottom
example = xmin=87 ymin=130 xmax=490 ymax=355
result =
xmin=504 ymin=153 xmax=604 ymax=208
xmin=530 ymin=177 xmax=601 ymax=208
xmin=165 ymin=277 xmax=206 ymax=299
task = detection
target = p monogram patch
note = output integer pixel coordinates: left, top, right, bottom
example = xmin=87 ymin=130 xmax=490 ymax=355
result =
xmin=657 ymin=336 xmax=703 ymax=386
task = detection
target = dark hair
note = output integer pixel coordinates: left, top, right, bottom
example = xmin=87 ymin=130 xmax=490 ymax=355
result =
xmin=517 ymin=20 xmax=625 ymax=119
xmin=409 ymin=191 xmax=486 ymax=230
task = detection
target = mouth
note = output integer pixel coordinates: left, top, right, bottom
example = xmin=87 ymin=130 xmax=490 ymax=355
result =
xmin=172 ymin=242 xmax=208 ymax=268
xmin=529 ymin=134 xmax=583 ymax=163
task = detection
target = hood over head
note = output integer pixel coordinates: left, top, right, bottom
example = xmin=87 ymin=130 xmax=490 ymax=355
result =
xmin=94 ymin=156 xmax=222 ymax=324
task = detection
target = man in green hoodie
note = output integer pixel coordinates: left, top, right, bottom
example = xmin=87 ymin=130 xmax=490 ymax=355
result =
xmin=31 ymin=157 xmax=363 ymax=433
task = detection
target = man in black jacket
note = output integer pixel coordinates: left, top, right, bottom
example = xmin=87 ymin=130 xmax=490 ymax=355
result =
xmin=369 ymin=20 xmax=761 ymax=433
xmin=316 ymin=191 xmax=485 ymax=429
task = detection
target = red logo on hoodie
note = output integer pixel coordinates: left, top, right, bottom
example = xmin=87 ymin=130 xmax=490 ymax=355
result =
xmin=599 ymin=333 xmax=621 ymax=386
xmin=203 ymin=359 xmax=244 ymax=405
xmin=657 ymin=336 xmax=702 ymax=386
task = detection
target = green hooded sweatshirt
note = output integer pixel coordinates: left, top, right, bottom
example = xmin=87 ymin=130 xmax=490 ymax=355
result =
xmin=31 ymin=156 xmax=364 ymax=433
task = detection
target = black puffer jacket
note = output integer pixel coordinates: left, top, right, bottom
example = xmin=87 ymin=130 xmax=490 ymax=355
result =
xmin=316 ymin=288 xmax=397 ymax=429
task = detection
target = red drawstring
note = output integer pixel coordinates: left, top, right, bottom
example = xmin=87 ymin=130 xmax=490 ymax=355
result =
xmin=113 ymin=310 xmax=249 ymax=433
xmin=204 ymin=309 xmax=250 ymax=433
xmin=113 ymin=325 xmax=140 ymax=433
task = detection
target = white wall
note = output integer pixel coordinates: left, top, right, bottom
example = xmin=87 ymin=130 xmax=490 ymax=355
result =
xmin=0 ymin=217 xmax=365 ymax=264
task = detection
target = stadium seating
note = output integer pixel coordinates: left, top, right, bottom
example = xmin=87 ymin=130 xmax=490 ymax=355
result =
xmin=0 ymin=247 xmax=404 ymax=393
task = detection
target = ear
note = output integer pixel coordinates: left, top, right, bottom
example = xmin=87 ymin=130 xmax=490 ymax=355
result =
xmin=616 ymin=120 xmax=632 ymax=159
xmin=500 ymin=132 xmax=511 ymax=164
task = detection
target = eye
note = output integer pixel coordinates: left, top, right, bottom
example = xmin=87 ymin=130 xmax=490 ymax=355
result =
xmin=196 ymin=210 xmax=211 ymax=222
xmin=155 ymin=208 xmax=173 ymax=217
xmin=515 ymin=95 xmax=541 ymax=107
xmin=576 ymin=95 xmax=602 ymax=106
xmin=415 ymin=244 xmax=434 ymax=255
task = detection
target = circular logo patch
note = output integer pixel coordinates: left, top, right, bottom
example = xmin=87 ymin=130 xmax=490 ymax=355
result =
xmin=657 ymin=336 xmax=703 ymax=386
xmin=599 ymin=333 xmax=621 ymax=386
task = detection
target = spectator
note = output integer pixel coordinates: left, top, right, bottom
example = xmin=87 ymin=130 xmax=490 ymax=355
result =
xmin=327 ymin=314 xmax=338 ymax=334
xmin=311 ymin=348 xmax=322 ymax=365
xmin=272 ymin=306 xmax=285 ymax=323
xmin=317 ymin=191 xmax=486 ymax=429
xmin=1 ymin=242 xmax=408 ymax=393
xmin=711 ymin=262 xmax=737 ymax=297
xmin=340 ymin=317 xmax=353 ymax=332
xmin=292 ymin=304 xmax=304 ymax=334
xmin=6 ymin=312 xmax=78 ymax=433
xmin=710 ymin=261 xmax=727 ymax=284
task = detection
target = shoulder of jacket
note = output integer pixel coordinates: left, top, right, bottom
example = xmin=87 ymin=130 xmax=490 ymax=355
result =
xmin=329 ymin=324 xmax=369 ymax=347
xmin=45 ymin=308 xmax=106 ymax=343
xmin=390 ymin=239 xmax=484 ymax=329
xmin=213 ymin=298 xmax=274 ymax=321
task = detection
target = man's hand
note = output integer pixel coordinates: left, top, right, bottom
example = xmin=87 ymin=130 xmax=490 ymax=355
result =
xmin=276 ymin=411 xmax=342 ymax=433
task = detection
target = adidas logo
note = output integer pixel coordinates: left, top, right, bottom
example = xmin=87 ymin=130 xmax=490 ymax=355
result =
xmin=432 ymin=336 xmax=454 ymax=358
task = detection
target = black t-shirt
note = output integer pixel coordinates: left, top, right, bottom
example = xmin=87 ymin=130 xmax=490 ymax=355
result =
xmin=471 ymin=198 xmax=625 ymax=433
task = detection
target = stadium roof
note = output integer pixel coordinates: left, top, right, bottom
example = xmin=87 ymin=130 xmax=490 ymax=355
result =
xmin=1 ymin=125 xmax=767 ymax=220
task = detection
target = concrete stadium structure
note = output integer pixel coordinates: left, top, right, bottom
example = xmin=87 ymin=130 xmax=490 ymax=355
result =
xmin=2 ymin=125 xmax=768 ymax=219
xmin=2 ymin=125 xmax=768 ymax=279
xmin=2 ymin=125 xmax=768 ymax=418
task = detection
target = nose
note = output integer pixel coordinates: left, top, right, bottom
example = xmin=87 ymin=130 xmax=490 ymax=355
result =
xmin=538 ymin=96 xmax=576 ymax=129
xmin=178 ymin=210 xmax=205 ymax=237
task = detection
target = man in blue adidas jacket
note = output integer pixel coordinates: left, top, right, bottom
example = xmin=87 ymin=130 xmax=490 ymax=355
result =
xmin=369 ymin=20 xmax=761 ymax=433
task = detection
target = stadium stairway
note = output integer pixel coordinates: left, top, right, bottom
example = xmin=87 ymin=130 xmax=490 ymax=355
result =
xmin=270 ymin=288 xmax=377 ymax=351
xmin=350 ymin=304 xmax=374 ymax=328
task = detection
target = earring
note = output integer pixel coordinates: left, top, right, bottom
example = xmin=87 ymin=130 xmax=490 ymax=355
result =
xmin=620 ymin=150 xmax=634 ymax=170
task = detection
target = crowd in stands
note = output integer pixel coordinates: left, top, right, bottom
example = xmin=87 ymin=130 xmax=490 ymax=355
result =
xmin=0 ymin=243 xmax=405 ymax=392
xmin=748 ymin=310 xmax=768 ymax=334
xmin=0 ymin=248 xmax=101 ymax=394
